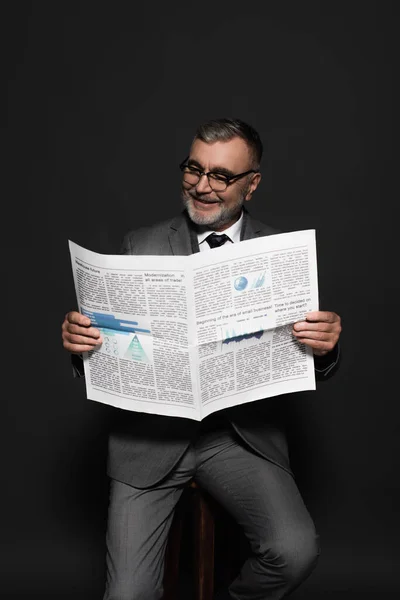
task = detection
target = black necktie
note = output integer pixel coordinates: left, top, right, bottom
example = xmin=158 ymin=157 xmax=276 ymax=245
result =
xmin=206 ymin=233 xmax=231 ymax=248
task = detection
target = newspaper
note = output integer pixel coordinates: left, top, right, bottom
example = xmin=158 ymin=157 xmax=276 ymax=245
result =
xmin=68 ymin=229 xmax=319 ymax=420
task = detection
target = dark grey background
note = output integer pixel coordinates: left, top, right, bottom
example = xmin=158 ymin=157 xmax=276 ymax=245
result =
xmin=3 ymin=1 xmax=397 ymax=598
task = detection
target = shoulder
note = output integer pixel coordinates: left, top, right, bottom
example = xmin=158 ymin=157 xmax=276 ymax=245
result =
xmin=120 ymin=214 xmax=184 ymax=255
xmin=243 ymin=210 xmax=282 ymax=239
xmin=258 ymin=222 xmax=282 ymax=237
xmin=123 ymin=217 xmax=174 ymax=243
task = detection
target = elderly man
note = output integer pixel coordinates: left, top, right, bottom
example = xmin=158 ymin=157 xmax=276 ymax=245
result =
xmin=62 ymin=118 xmax=341 ymax=600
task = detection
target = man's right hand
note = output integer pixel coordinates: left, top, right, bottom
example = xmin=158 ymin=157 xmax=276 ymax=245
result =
xmin=61 ymin=311 xmax=103 ymax=354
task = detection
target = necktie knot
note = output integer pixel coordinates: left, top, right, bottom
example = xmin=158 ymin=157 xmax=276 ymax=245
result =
xmin=206 ymin=233 xmax=231 ymax=248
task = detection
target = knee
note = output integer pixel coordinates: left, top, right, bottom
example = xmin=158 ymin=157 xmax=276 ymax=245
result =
xmin=282 ymin=531 xmax=319 ymax=585
xmin=260 ymin=527 xmax=320 ymax=586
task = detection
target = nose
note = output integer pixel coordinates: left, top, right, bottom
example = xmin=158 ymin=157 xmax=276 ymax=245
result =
xmin=195 ymin=174 xmax=213 ymax=193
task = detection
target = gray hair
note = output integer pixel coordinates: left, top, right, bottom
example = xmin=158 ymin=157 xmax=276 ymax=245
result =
xmin=194 ymin=118 xmax=263 ymax=168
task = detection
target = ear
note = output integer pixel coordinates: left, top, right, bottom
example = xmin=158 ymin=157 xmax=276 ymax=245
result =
xmin=244 ymin=172 xmax=261 ymax=202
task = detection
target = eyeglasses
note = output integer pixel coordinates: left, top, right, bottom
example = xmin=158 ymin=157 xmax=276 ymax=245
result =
xmin=179 ymin=157 xmax=259 ymax=192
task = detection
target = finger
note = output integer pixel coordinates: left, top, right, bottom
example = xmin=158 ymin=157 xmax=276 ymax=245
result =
xmin=63 ymin=340 xmax=101 ymax=354
xmin=293 ymin=330 xmax=332 ymax=342
xmin=295 ymin=336 xmax=337 ymax=353
xmin=66 ymin=311 xmax=91 ymax=327
xmin=65 ymin=333 xmax=103 ymax=346
xmin=67 ymin=323 xmax=102 ymax=339
xmin=305 ymin=311 xmax=339 ymax=323
xmin=293 ymin=321 xmax=334 ymax=333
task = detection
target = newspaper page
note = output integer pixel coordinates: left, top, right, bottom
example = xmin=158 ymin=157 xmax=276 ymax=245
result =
xmin=68 ymin=229 xmax=318 ymax=420
xmin=188 ymin=230 xmax=318 ymax=419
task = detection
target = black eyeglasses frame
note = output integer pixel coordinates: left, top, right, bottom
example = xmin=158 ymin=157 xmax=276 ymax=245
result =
xmin=179 ymin=157 xmax=259 ymax=191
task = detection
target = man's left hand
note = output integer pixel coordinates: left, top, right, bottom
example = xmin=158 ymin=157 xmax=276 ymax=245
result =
xmin=292 ymin=311 xmax=342 ymax=357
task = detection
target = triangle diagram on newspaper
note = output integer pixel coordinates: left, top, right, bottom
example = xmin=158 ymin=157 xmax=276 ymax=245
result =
xmin=123 ymin=335 xmax=148 ymax=362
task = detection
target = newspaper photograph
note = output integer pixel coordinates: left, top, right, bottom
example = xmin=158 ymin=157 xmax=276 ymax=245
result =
xmin=68 ymin=229 xmax=319 ymax=420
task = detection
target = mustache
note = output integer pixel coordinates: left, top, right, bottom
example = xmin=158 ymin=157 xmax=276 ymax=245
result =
xmin=187 ymin=191 xmax=222 ymax=204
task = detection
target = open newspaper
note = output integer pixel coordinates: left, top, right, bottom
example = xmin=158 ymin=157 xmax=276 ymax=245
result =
xmin=68 ymin=229 xmax=319 ymax=420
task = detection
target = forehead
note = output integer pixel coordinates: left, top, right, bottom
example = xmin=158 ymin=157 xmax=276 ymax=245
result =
xmin=188 ymin=137 xmax=252 ymax=170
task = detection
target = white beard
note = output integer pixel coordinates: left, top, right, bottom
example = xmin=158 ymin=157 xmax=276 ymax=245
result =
xmin=182 ymin=191 xmax=246 ymax=230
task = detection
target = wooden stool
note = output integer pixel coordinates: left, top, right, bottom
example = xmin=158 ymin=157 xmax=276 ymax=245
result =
xmin=163 ymin=481 xmax=216 ymax=600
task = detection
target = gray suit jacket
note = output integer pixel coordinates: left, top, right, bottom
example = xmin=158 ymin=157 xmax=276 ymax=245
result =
xmin=106 ymin=210 xmax=340 ymax=488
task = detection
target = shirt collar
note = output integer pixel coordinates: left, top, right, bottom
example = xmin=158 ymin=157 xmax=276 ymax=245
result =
xmin=197 ymin=211 xmax=244 ymax=246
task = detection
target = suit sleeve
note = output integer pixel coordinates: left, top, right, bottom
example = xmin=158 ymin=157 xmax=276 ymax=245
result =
xmin=314 ymin=343 xmax=341 ymax=380
xmin=70 ymin=352 xmax=85 ymax=378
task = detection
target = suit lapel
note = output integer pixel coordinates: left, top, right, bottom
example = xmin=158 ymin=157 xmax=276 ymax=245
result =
xmin=240 ymin=209 xmax=267 ymax=241
xmin=168 ymin=212 xmax=199 ymax=255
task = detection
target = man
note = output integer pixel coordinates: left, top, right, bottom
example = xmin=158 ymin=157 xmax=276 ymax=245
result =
xmin=62 ymin=118 xmax=341 ymax=600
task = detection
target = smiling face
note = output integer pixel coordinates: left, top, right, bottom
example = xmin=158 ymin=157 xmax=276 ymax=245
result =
xmin=181 ymin=137 xmax=261 ymax=231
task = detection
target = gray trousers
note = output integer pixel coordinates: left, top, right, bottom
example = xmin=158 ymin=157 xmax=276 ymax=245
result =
xmin=103 ymin=420 xmax=319 ymax=600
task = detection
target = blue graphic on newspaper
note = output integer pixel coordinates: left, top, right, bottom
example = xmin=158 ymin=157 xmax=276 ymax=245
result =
xmin=233 ymin=270 xmax=267 ymax=292
xmin=222 ymin=329 xmax=264 ymax=345
xmin=82 ymin=309 xmax=152 ymax=362
xmin=81 ymin=309 xmax=151 ymax=335
xmin=123 ymin=335 xmax=149 ymax=361
xmin=219 ymin=312 xmax=274 ymax=351
xmin=234 ymin=276 xmax=248 ymax=291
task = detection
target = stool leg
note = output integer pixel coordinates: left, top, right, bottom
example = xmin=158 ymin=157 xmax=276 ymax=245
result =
xmin=193 ymin=490 xmax=215 ymax=600
xmin=163 ymin=507 xmax=184 ymax=600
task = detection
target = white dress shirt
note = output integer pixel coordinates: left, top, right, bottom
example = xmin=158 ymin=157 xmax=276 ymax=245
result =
xmin=197 ymin=211 xmax=244 ymax=251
